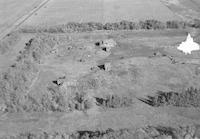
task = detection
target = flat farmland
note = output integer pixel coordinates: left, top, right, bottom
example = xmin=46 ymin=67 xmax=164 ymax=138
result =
xmin=161 ymin=0 xmax=200 ymax=20
xmin=22 ymin=0 xmax=181 ymax=27
xmin=0 ymin=0 xmax=44 ymax=33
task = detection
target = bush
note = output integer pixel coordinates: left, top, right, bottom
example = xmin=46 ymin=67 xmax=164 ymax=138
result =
xmin=188 ymin=19 xmax=200 ymax=28
xmin=139 ymin=87 xmax=200 ymax=107
xmin=166 ymin=20 xmax=186 ymax=29
xmin=95 ymin=94 xmax=133 ymax=108
xmin=139 ymin=20 xmax=165 ymax=30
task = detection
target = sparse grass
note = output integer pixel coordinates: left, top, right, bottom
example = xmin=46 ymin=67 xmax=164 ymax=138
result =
xmin=0 ymin=31 xmax=21 ymax=54
xmin=139 ymin=87 xmax=200 ymax=107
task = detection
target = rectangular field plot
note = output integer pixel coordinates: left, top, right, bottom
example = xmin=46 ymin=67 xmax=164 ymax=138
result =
xmin=22 ymin=0 xmax=181 ymax=27
xmin=0 ymin=0 xmax=44 ymax=33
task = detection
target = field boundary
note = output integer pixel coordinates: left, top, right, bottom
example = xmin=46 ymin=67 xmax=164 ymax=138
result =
xmin=0 ymin=0 xmax=50 ymax=40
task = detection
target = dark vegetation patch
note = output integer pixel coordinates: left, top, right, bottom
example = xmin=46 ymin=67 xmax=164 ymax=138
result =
xmin=190 ymin=19 xmax=200 ymax=28
xmin=17 ymin=81 xmax=94 ymax=112
xmin=67 ymin=92 xmax=92 ymax=111
xmin=138 ymin=87 xmax=200 ymax=107
xmin=0 ymin=60 xmax=38 ymax=112
xmin=22 ymin=81 xmax=134 ymax=112
xmin=20 ymin=19 xmax=200 ymax=33
xmin=70 ymin=128 xmax=135 ymax=139
xmin=95 ymin=94 xmax=133 ymax=109
xmin=0 ymin=31 xmax=21 ymax=55
xmin=1 ymin=125 xmax=198 ymax=139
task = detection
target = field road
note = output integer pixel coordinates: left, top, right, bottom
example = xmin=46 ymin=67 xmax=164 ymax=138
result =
xmin=0 ymin=0 xmax=50 ymax=40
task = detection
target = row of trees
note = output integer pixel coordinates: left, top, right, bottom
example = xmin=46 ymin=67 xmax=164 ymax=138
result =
xmin=20 ymin=19 xmax=200 ymax=33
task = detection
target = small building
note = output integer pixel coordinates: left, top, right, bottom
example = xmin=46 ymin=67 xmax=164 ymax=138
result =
xmin=97 ymin=62 xmax=111 ymax=71
xmin=95 ymin=39 xmax=117 ymax=52
xmin=52 ymin=76 xmax=66 ymax=86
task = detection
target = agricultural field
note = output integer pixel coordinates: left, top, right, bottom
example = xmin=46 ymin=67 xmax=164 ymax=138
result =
xmin=1 ymin=0 xmax=200 ymax=138
xmin=161 ymin=0 xmax=200 ymax=21
xmin=22 ymin=0 xmax=181 ymax=27
xmin=0 ymin=0 xmax=44 ymax=36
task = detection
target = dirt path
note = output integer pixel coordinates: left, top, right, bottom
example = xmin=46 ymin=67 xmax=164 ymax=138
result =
xmin=0 ymin=0 xmax=50 ymax=40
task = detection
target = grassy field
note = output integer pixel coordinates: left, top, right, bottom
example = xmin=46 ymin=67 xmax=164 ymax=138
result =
xmin=1 ymin=0 xmax=200 ymax=137
xmin=0 ymin=28 xmax=200 ymax=137
xmin=0 ymin=0 xmax=43 ymax=33
xmin=22 ymin=0 xmax=181 ymax=27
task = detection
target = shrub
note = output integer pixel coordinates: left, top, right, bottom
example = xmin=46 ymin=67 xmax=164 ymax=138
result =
xmin=139 ymin=87 xmax=200 ymax=107
xmin=139 ymin=20 xmax=165 ymax=30
xmin=67 ymin=91 xmax=92 ymax=111
xmin=103 ymin=23 xmax=116 ymax=30
xmin=166 ymin=20 xmax=186 ymax=29
xmin=95 ymin=94 xmax=133 ymax=108
xmin=188 ymin=19 xmax=200 ymax=28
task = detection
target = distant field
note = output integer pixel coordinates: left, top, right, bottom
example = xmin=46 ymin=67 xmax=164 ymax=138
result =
xmin=179 ymin=0 xmax=200 ymax=13
xmin=161 ymin=0 xmax=200 ymax=20
xmin=0 ymin=0 xmax=43 ymax=33
xmin=22 ymin=0 xmax=181 ymax=27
